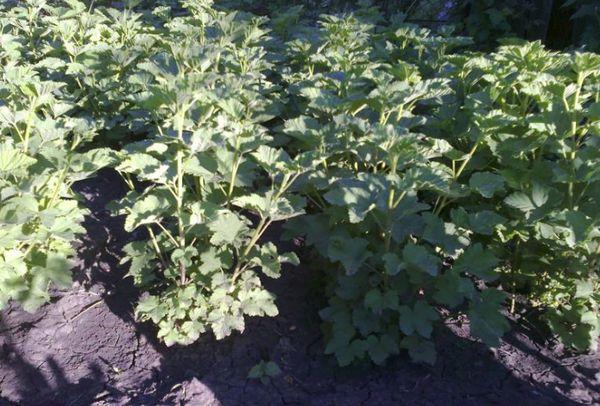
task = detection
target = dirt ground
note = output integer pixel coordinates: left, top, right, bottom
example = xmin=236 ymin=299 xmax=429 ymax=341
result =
xmin=1 ymin=169 xmax=598 ymax=406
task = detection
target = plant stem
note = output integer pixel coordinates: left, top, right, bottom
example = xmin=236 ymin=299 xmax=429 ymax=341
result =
xmin=46 ymin=156 xmax=72 ymax=209
xmin=175 ymin=110 xmax=187 ymax=285
xmin=384 ymin=156 xmax=399 ymax=252
xmin=230 ymin=171 xmax=301 ymax=284
xmin=435 ymin=140 xmax=479 ymax=216
xmin=392 ymin=190 xmax=407 ymax=209
xmin=154 ymin=221 xmax=179 ymax=247
xmin=146 ymin=225 xmax=167 ymax=267
xmin=227 ymin=135 xmax=241 ymax=204
xmin=567 ymin=73 xmax=583 ymax=209
xmin=510 ymin=239 xmax=520 ymax=314
xmin=22 ymin=99 xmax=37 ymax=154
xmin=379 ymin=110 xmax=391 ymax=125
xmin=231 ymin=217 xmax=271 ymax=283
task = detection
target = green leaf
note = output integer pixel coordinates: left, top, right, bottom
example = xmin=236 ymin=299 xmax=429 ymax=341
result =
xmin=398 ymin=300 xmax=438 ymax=338
xmin=366 ymin=334 xmax=398 ymax=365
xmin=324 ymin=179 xmax=377 ymax=223
xmin=531 ymin=182 xmax=549 ymax=207
xmin=469 ymin=172 xmax=505 ymax=198
xmin=207 ymin=211 xmax=248 ymax=245
xmin=352 ymin=307 xmax=380 ymax=336
xmin=422 ymin=213 xmax=469 ymax=256
xmin=364 ymin=289 xmax=384 ymax=314
xmin=208 ymin=308 xmax=245 ymax=340
xmin=468 ymin=210 xmax=506 ymax=236
xmin=300 ymin=87 xmax=342 ymax=113
xmin=71 ymin=148 xmax=119 ymax=175
xmin=468 ymin=289 xmax=509 ymax=347
xmin=453 ymin=244 xmax=499 ymax=282
xmin=505 ymin=183 xmax=549 ymax=212
xmin=402 ymin=243 xmax=440 ymax=276
xmin=219 ymin=98 xmax=245 ymax=119
xmin=0 ymin=143 xmax=36 ymax=175
xmin=41 ymin=252 xmax=73 ymax=289
xmin=327 ymin=236 xmax=371 ymax=275
xmin=504 ymin=192 xmax=535 ymax=212
xmin=136 ymin=295 xmax=168 ymax=323
xmin=20 ymin=276 xmax=51 ymax=313
xmin=391 ymin=214 xmax=426 ymax=243
xmin=116 ymin=153 xmax=171 ymax=183
xmin=280 ymin=251 xmax=300 ymax=266
xmin=434 ymin=270 xmax=475 ymax=308
xmin=382 ymin=253 xmax=404 ymax=276
xmin=564 ymin=211 xmax=592 ymax=246
xmin=171 ymin=246 xmax=198 ymax=268
xmin=400 ymin=335 xmax=436 ymax=365
xmin=264 ymin=361 xmax=282 ymax=377
xmin=574 ymin=279 xmax=594 ymax=299
xmin=239 ymin=289 xmax=278 ymax=317
xmin=251 ymin=146 xmax=291 ymax=171
xmin=233 ymin=194 xmax=269 ymax=217
xmin=235 ymin=193 xmax=305 ymax=221
xmin=268 ymin=195 xmax=306 ymax=221
xmin=248 ymin=362 xmax=265 ymax=379
xmin=249 ymin=358 xmax=282 ymax=384
xmin=183 ymin=154 xmax=218 ymax=178
xmin=255 ymin=242 xmax=281 ymax=278
xmin=197 ymin=247 xmax=225 ymax=275
xmin=124 ymin=193 xmax=172 ymax=232
xmin=323 ymin=315 xmax=358 ymax=366
xmin=403 ymin=166 xmax=457 ymax=197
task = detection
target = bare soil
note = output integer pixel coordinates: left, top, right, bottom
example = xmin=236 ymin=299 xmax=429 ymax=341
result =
xmin=1 ymin=169 xmax=598 ymax=405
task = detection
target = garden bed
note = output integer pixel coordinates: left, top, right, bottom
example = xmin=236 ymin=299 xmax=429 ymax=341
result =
xmin=1 ymin=170 xmax=598 ymax=405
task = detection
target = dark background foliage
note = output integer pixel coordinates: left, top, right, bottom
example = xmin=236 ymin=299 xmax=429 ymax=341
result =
xmin=87 ymin=0 xmax=598 ymax=50
xmin=216 ymin=0 xmax=599 ymax=51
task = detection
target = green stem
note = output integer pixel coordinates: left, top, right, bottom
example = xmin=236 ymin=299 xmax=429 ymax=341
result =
xmin=274 ymin=172 xmax=301 ymax=200
xmin=369 ymin=211 xmax=386 ymax=231
xmin=122 ymin=173 xmax=135 ymax=190
xmin=227 ymin=136 xmax=241 ymax=204
xmin=392 ymin=190 xmax=407 ymax=210
xmin=230 ymin=171 xmax=301 ymax=284
xmin=510 ymin=239 xmax=520 ymax=314
xmin=310 ymin=191 xmax=327 ymax=209
xmin=567 ymin=73 xmax=583 ymax=209
xmin=175 ymin=110 xmax=187 ymax=285
xmin=22 ymin=99 xmax=37 ymax=154
xmin=455 ymin=141 xmax=479 ymax=179
xmin=434 ymin=141 xmax=479 ymax=216
xmin=21 ymin=242 xmax=38 ymax=260
xmin=195 ymin=176 xmax=205 ymax=199
xmin=46 ymin=159 xmax=71 ymax=209
xmin=154 ymin=221 xmax=179 ymax=247
xmin=379 ymin=110 xmax=391 ymax=125
xmin=384 ymin=156 xmax=399 ymax=252
xmin=395 ymin=105 xmax=405 ymax=123
xmin=231 ymin=217 xmax=271 ymax=283
xmin=146 ymin=226 xmax=166 ymax=267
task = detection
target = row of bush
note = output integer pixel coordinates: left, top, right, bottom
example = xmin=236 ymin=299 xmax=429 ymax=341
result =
xmin=0 ymin=0 xmax=598 ymax=365
xmin=219 ymin=0 xmax=599 ymax=51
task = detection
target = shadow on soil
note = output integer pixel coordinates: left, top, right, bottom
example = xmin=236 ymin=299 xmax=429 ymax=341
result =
xmin=1 ymin=169 xmax=597 ymax=405
xmin=0 ymin=328 xmax=105 ymax=406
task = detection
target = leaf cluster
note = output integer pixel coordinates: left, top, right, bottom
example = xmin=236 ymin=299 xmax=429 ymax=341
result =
xmin=1 ymin=0 xmax=597 ymax=365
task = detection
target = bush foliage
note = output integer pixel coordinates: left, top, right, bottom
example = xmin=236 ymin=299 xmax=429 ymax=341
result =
xmin=0 ymin=0 xmax=598 ymax=365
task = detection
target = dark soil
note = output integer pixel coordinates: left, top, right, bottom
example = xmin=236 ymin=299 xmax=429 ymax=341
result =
xmin=1 ymin=169 xmax=598 ymax=406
